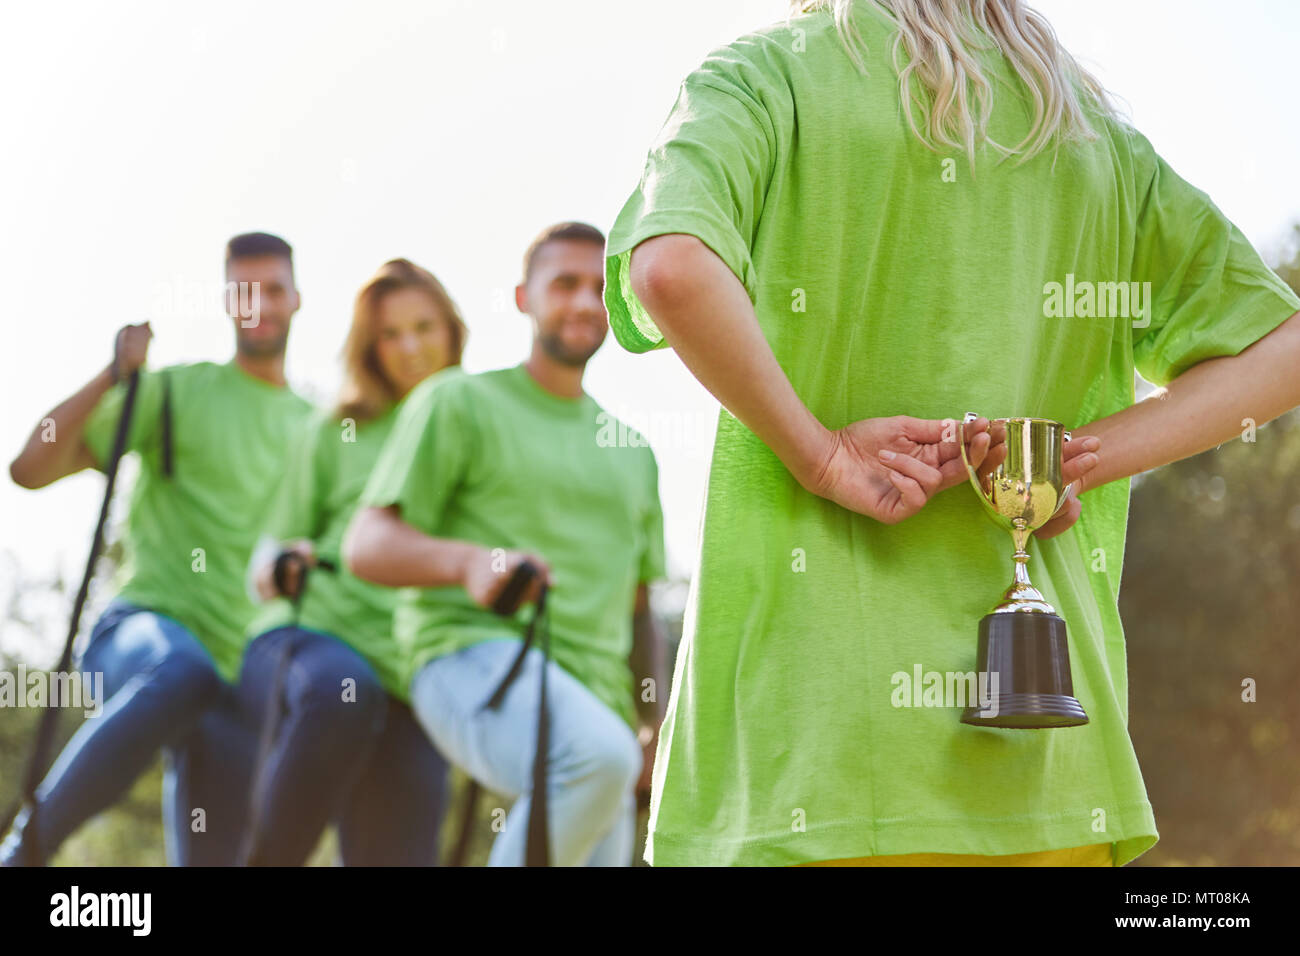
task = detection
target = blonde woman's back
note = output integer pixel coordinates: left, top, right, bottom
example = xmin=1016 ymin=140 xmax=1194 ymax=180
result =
xmin=604 ymin=3 xmax=1299 ymax=866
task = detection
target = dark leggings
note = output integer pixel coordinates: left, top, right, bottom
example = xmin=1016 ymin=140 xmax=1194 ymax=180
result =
xmin=238 ymin=626 xmax=450 ymax=865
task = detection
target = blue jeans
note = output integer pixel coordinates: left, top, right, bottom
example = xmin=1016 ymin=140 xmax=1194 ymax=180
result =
xmin=238 ymin=626 xmax=450 ymax=865
xmin=410 ymin=637 xmax=642 ymax=866
xmin=2 ymin=599 xmax=254 ymax=866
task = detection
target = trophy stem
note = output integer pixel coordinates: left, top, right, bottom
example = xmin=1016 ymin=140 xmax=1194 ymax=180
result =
xmin=994 ymin=519 xmax=1054 ymax=614
xmin=1011 ymin=519 xmax=1035 ymax=596
xmin=1011 ymin=519 xmax=1030 ymax=557
xmin=1012 ymin=550 xmax=1033 ymax=589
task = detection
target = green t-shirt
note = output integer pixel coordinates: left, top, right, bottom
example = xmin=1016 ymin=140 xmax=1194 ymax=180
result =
xmin=83 ymin=360 xmax=313 ymax=682
xmin=359 ymin=363 xmax=667 ymax=730
xmin=605 ymin=9 xmax=1300 ymax=866
xmin=246 ymin=400 xmax=414 ymax=698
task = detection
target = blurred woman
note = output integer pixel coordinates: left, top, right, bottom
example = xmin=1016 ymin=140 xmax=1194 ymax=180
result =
xmin=241 ymin=258 xmax=468 ymax=865
xmin=603 ymin=0 xmax=1300 ymax=867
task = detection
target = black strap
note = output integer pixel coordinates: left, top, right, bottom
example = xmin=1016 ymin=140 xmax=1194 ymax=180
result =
xmin=238 ymin=550 xmax=335 ymax=866
xmin=451 ymin=560 xmax=550 ymax=867
xmin=480 ymin=580 xmax=551 ymax=867
xmin=447 ymin=779 xmax=482 ymax=867
xmin=160 ymin=368 xmax=174 ymax=479
xmin=525 ymin=590 xmax=550 ymax=867
xmin=238 ymin=630 xmax=298 ymax=867
xmin=0 ymin=370 xmax=142 ymax=862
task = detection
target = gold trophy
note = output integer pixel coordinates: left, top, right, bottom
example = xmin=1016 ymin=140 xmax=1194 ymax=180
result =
xmin=957 ymin=413 xmax=1089 ymax=728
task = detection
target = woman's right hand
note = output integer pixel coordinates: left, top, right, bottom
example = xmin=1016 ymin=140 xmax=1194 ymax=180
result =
xmin=805 ymin=415 xmax=994 ymax=524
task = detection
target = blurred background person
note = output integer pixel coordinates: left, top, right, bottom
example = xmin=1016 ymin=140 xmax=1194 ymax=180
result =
xmin=346 ymin=223 xmax=669 ymax=866
xmin=240 ymin=258 xmax=467 ymax=866
xmin=3 ymin=233 xmax=312 ymax=866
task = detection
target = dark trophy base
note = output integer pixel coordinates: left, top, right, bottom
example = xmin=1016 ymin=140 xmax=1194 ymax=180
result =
xmin=960 ymin=611 xmax=1089 ymax=729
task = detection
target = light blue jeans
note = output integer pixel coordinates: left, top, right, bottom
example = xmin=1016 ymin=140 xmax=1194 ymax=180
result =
xmin=410 ymin=637 xmax=641 ymax=866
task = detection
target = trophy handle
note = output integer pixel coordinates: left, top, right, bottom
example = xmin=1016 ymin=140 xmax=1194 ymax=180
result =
xmin=958 ymin=412 xmax=980 ymax=486
xmin=960 ymin=411 xmax=1002 ymax=524
xmin=1052 ymin=429 xmax=1074 ymax=516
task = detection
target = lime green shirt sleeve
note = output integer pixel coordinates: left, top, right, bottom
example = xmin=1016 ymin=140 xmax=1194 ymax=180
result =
xmin=640 ymin=454 xmax=667 ymax=583
xmin=82 ymin=367 xmax=166 ymax=471
xmin=1127 ymin=130 xmax=1300 ymax=387
xmin=360 ymin=378 xmax=473 ymax=533
xmin=604 ymin=45 xmax=780 ymax=353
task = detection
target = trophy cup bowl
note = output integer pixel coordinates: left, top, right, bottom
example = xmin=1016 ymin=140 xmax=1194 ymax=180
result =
xmin=957 ymin=413 xmax=1089 ymax=729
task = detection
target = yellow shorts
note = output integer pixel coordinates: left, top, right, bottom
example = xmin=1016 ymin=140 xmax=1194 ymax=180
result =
xmin=796 ymin=843 xmax=1114 ymax=866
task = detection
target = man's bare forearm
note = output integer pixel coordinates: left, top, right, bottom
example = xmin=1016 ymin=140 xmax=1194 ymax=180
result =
xmin=1074 ymin=310 xmax=1300 ymax=491
xmin=344 ymin=505 xmax=480 ymax=589
xmin=629 ymin=234 xmax=833 ymax=489
xmin=9 ymin=362 xmax=116 ymax=489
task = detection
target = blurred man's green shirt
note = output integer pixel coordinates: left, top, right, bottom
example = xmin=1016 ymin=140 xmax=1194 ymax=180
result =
xmin=359 ymin=364 xmax=667 ymax=730
xmin=604 ymin=7 xmax=1300 ymax=866
xmin=84 ymin=360 xmax=313 ymax=681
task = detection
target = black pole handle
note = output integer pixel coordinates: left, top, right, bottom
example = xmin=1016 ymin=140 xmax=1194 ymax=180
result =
xmin=271 ymin=551 xmax=336 ymax=604
xmin=490 ymin=560 xmax=540 ymax=617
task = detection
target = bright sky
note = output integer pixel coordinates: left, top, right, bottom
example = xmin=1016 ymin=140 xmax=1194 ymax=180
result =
xmin=3 ymin=0 xmax=1298 ymax=658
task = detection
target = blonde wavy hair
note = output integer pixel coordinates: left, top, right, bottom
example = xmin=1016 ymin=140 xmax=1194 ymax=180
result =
xmin=789 ymin=0 xmax=1118 ymax=166
xmin=335 ymin=258 xmax=468 ymax=422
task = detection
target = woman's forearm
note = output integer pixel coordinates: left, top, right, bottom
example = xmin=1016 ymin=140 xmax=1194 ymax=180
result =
xmin=628 ymin=234 xmax=833 ymax=489
xmin=1075 ymin=310 xmax=1300 ymax=491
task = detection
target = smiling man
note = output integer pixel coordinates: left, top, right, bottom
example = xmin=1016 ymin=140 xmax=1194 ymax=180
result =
xmin=345 ymin=221 xmax=669 ymax=866
xmin=2 ymin=232 xmax=313 ymax=866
